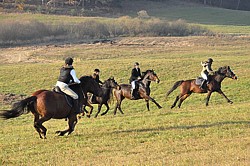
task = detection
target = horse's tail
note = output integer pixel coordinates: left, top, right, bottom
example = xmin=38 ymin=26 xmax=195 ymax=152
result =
xmin=0 ymin=96 xmax=37 ymax=119
xmin=108 ymin=89 xmax=114 ymax=105
xmin=166 ymin=80 xmax=184 ymax=97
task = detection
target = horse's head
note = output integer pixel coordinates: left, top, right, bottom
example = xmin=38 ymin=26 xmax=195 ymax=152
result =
xmin=218 ymin=66 xmax=237 ymax=80
xmin=103 ymin=77 xmax=121 ymax=90
xmin=79 ymin=76 xmax=103 ymax=96
xmin=142 ymin=70 xmax=160 ymax=83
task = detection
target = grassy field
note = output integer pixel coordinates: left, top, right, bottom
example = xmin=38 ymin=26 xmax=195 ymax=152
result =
xmin=0 ymin=2 xmax=250 ymax=165
xmin=0 ymin=35 xmax=249 ymax=165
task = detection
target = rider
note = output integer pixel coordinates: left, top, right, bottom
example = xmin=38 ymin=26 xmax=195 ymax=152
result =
xmin=91 ymin=69 xmax=103 ymax=103
xmin=129 ymin=62 xmax=142 ymax=99
xmin=200 ymin=58 xmax=214 ymax=90
xmin=56 ymin=57 xmax=81 ymax=114
xmin=92 ymin=68 xmax=103 ymax=85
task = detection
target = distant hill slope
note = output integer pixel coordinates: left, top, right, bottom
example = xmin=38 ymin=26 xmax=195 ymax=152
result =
xmin=121 ymin=0 xmax=250 ymax=26
xmin=1 ymin=0 xmax=250 ymax=25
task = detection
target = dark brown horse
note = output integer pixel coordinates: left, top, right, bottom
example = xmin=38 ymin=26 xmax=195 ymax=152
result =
xmin=0 ymin=76 xmax=102 ymax=139
xmin=83 ymin=77 xmax=120 ymax=118
xmin=113 ymin=70 xmax=162 ymax=115
xmin=166 ymin=66 xmax=237 ymax=108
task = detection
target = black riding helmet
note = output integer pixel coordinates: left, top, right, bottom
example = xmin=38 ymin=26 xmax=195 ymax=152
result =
xmin=134 ymin=62 xmax=139 ymax=66
xmin=65 ymin=57 xmax=73 ymax=65
xmin=94 ymin=68 xmax=100 ymax=72
xmin=207 ymin=58 xmax=213 ymax=63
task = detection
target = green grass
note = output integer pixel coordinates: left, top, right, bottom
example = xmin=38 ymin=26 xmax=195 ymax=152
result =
xmin=0 ymin=2 xmax=250 ymax=165
xmin=0 ymin=36 xmax=249 ymax=165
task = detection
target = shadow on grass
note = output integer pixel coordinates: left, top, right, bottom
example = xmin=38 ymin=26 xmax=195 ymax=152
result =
xmin=113 ymin=121 xmax=250 ymax=133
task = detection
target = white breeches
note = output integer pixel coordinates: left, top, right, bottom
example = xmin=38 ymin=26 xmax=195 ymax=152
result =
xmin=56 ymin=81 xmax=78 ymax=99
xmin=201 ymin=72 xmax=208 ymax=80
xmin=131 ymin=81 xmax=136 ymax=89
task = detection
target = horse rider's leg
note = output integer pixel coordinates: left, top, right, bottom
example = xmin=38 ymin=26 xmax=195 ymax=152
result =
xmin=33 ymin=114 xmax=43 ymax=139
xmin=101 ymin=103 xmax=110 ymax=116
xmin=178 ymin=93 xmax=192 ymax=108
xmin=95 ymin=104 xmax=102 ymax=118
xmin=145 ymin=99 xmax=150 ymax=111
xmin=206 ymin=91 xmax=213 ymax=106
xmin=217 ymin=89 xmax=233 ymax=104
xmin=34 ymin=116 xmax=51 ymax=139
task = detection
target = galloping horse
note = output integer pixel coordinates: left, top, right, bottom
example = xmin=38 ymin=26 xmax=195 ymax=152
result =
xmin=166 ymin=66 xmax=237 ymax=108
xmin=113 ymin=70 xmax=162 ymax=115
xmin=0 ymin=76 xmax=102 ymax=139
xmin=83 ymin=77 xmax=120 ymax=118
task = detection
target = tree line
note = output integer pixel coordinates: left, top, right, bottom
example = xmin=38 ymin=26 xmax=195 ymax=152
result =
xmin=179 ymin=0 xmax=249 ymax=11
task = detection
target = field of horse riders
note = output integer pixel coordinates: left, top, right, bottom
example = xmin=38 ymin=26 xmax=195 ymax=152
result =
xmin=0 ymin=3 xmax=250 ymax=165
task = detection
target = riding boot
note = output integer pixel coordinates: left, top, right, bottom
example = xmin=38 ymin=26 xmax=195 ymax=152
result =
xmin=132 ymin=89 xmax=137 ymax=99
xmin=199 ymin=80 xmax=206 ymax=90
xmin=131 ymin=89 xmax=135 ymax=99
xmin=73 ymin=99 xmax=81 ymax=114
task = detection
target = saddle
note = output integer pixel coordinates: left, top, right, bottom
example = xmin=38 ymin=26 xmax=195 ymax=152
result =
xmin=53 ymin=86 xmax=73 ymax=107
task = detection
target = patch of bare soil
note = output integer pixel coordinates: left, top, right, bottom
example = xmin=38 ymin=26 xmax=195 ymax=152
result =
xmin=0 ymin=93 xmax=27 ymax=106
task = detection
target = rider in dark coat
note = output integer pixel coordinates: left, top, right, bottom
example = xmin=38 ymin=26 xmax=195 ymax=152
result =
xmin=92 ymin=68 xmax=103 ymax=85
xmin=91 ymin=69 xmax=103 ymax=103
xmin=130 ymin=62 xmax=142 ymax=99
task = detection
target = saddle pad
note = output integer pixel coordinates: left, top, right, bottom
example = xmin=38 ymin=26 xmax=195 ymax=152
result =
xmin=195 ymin=77 xmax=204 ymax=86
xmin=53 ymin=86 xmax=73 ymax=107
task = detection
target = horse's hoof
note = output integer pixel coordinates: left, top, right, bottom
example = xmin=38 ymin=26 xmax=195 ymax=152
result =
xmin=171 ymin=105 xmax=174 ymax=109
xmin=158 ymin=106 xmax=162 ymax=109
xmin=87 ymin=115 xmax=91 ymax=118
xmin=229 ymin=101 xmax=233 ymax=104
xmin=56 ymin=131 xmax=63 ymax=136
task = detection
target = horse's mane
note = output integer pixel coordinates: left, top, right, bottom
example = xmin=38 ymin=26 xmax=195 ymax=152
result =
xmin=79 ymin=75 xmax=93 ymax=82
xmin=141 ymin=69 xmax=154 ymax=78
xmin=216 ymin=66 xmax=230 ymax=75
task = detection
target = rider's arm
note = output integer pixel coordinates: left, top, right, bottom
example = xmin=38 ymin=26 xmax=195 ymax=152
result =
xmin=206 ymin=63 xmax=213 ymax=72
xmin=201 ymin=61 xmax=206 ymax=67
xmin=70 ymin=69 xmax=81 ymax=83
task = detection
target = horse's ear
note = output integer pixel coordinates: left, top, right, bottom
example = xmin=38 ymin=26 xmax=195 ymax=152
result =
xmin=110 ymin=76 xmax=114 ymax=80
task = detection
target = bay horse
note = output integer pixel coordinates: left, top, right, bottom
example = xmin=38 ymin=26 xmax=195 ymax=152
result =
xmin=0 ymin=76 xmax=102 ymax=139
xmin=83 ymin=77 xmax=120 ymax=118
xmin=113 ymin=70 xmax=162 ymax=115
xmin=166 ymin=66 xmax=237 ymax=108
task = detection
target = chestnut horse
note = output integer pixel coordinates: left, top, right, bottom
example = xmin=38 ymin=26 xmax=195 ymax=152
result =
xmin=83 ymin=77 xmax=120 ymax=118
xmin=113 ymin=70 xmax=162 ymax=115
xmin=166 ymin=66 xmax=237 ymax=108
xmin=0 ymin=76 xmax=102 ymax=139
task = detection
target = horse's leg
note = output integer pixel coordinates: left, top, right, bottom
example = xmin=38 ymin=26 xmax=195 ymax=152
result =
xmin=206 ymin=91 xmax=213 ymax=106
xmin=117 ymin=97 xmax=124 ymax=114
xmin=86 ymin=101 xmax=93 ymax=118
xmin=217 ymin=89 xmax=233 ymax=104
xmin=67 ymin=114 xmax=78 ymax=136
xmin=141 ymin=93 xmax=162 ymax=109
xmin=171 ymin=95 xmax=179 ymax=109
xmin=95 ymin=104 xmax=102 ymax=118
xmin=101 ymin=103 xmax=109 ymax=116
xmin=34 ymin=116 xmax=51 ymax=139
xmin=33 ymin=114 xmax=43 ymax=139
xmin=178 ymin=93 xmax=192 ymax=108
xmin=56 ymin=114 xmax=77 ymax=136
xmin=145 ymin=99 xmax=150 ymax=111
